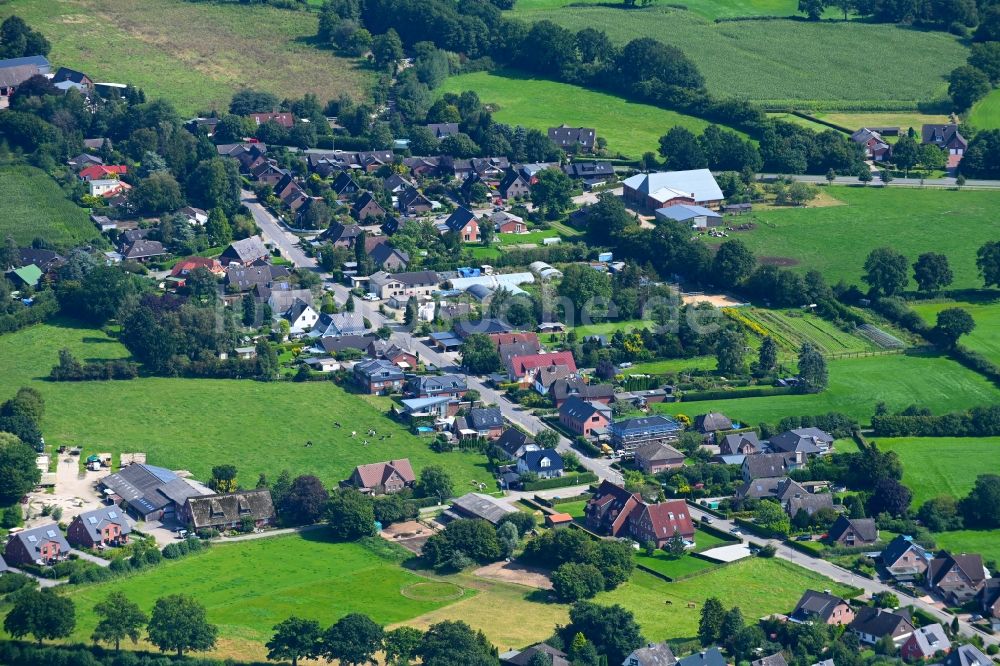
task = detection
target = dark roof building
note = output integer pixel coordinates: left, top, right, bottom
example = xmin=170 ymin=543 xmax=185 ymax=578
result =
xmin=790 ymin=589 xmax=855 ymax=625
xmin=99 ymin=464 xmax=204 ymax=520
xmin=467 ymin=407 xmax=504 ymax=433
xmin=827 ymin=516 xmax=879 ymax=547
xmin=220 ymin=237 xmax=269 ymax=266
xmin=609 ymin=415 xmax=682 ymax=453
xmin=66 ymin=506 xmax=132 ymax=548
xmin=3 ymin=523 xmax=70 ymax=566
xmin=694 ymin=412 xmax=732 ymax=433
xmin=548 ymin=125 xmax=597 ymax=151
xmin=426 ymin=123 xmax=460 ymax=139
xmin=676 ymin=647 xmax=727 ymax=666
xmin=181 ymin=489 xmax=276 ymax=530
xmin=752 ymin=654 xmax=788 ymax=666
xmin=742 ymin=452 xmax=796 ymax=481
xmin=943 ymin=644 xmax=992 ymax=666
xmin=447 ymin=493 xmax=516 ymax=525
xmin=849 ymin=607 xmax=914 ymax=645
xmin=622 ymin=642 xmax=677 ymax=666
xmin=495 ymin=428 xmax=538 ymax=459
xmin=720 ymin=431 xmax=761 ymax=456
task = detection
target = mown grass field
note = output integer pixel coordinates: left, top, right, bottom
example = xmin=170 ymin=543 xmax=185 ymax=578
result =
xmin=910 ymin=299 xmax=1000 ymax=366
xmin=655 ymin=352 xmax=1000 ymax=425
xmin=936 ymin=530 xmax=1000 ymax=567
xmin=438 ymin=70 xmax=725 ymax=158
xmin=815 ymin=111 xmax=951 ymax=132
xmin=0 ymin=165 xmax=99 ymax=248
xmin=511 ymin=0 xmax=838 ymax=21
xmin=870 ymin=437 xmax=1000 ymax=506
xmin=732 ymin=187 xmax=1000 ymax=289
xmin=733 ymin=308 xmax=876 ymax=355
xmin=0 ymin=0 xmax=371 ymax=115
xmin=63 ymin=535 xmax=467 ymax=660
xmin=970 ymin=88 xmax=1000 ymax=129
xmin=630 ymin=356 xmax=718 ymax=374
xmin=504 ymin=7 xmax=965 ymax=107
xmin=596 ymin=558 xmax=856 ymax=641
xmin=635 ymin=551 xmax=717 ymax=578
xmin=0 ymin=320 xmax=491 ymax=489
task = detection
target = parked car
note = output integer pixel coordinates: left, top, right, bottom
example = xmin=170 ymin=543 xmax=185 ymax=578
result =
xmin=362 ymin=293 xmax=379 ymax=301
xmin=730 ymin=527 xmax=742 ymax=536
xmin=795 ymin=534 xmax=811 ymax=541
xmin=700 ymin=515 xmax=714 ymax=524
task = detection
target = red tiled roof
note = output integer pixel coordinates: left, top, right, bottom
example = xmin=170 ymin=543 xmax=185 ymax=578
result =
xmin=250 ymin=112 xmax=294 ymax=129
xmin=510 ymin=351 xmax=577 ymax=377
xmin=170 ymin=257 xmax=223 ymax=278
xmin=79 ymin=165 xmax=127 ymax=180
xmin=639 ymin=500 xmax=695 ymax=540
xmin=490 ymin=332 xmax=539 ymax=348
xmin=353 ymin=459 xmax=415 ymax=489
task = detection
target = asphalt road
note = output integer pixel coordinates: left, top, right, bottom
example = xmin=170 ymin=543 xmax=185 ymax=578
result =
xmin=760 ymin=173 xmax=1000 ymax=189
xmin=247 ymin=196 xmax=994 ymax=645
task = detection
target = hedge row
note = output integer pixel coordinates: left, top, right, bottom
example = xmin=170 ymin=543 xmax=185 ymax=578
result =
xmin=522 ymin=472 xmax=599 ymax=491
xmin=682 ymin=385 xmax=795 ymax=402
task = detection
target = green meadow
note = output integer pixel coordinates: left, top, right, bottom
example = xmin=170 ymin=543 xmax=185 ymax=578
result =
xmin=0 ymin=0 xmax=371 ymax=115
xmin=732 ymin=187 xmax=1000 ymax=289
xmin=438 ymin=70 xmax=726 ymax=159
xmin=910 ymin=299 xmax=1000 ymax=366
xmin=870 ymin=437 xmax=1000 ymax=506
xmin=0 ymin=165 xmax=99 ymax=248
xmin=0 ymin=320 xmax=490 ymax=489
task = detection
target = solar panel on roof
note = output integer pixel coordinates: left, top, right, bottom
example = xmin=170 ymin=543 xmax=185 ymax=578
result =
xmin=108 ymin=510 xmax=118 ymax=518
xmin=46 ymin=530 xmax=57 ymax=537
xmin=27 ymin=535 xmax=37 ymax=542
xmin=88 ymin=517 xmax=98 ymax=524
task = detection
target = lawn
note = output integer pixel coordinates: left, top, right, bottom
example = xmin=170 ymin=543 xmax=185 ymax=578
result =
xmin=815 ymin=112 xmax=951 ymax=132
xmin=731 ymin=187 xmax=1000 ymax=289
xmin=655 ymin=352 xmax=1000 ymax=425
xmin=497 ymin=230 xmax=565 ymax=247
xmin=555 ymin=500 xmax=588 ymax=519
xmin=733 ymin=308 xmax=877 ymax=355
xmin=910 ymin=299 xmax=1000 ymax=366
xmin=510 ymin=0 xmax=836 ymax=21
xmin=502 ymin=7 xmax=966 ymax=107
xmin=630 ymin=356 xmax=718 ymax=375
xmin=437 ymin=70 xmax=727 ymax=159
xmin=595 ymin=558 xmax=857 ymax=641
xmin=572 ymin=318 xmax=655 ymax=338
xmin=935 ymin=530 xmax=1000 ymax=567
xmin=0 ymin=320 xmax=491 ymax=489
xmin=0 ymin=165 xmax=100 ymax=248
xmin=873 ymin=437 xmax=1000 ymax=506
xmin=970 ymin=88 xmax=1000 ymax=130
xmin=63 ymin=534 xmax=467 ymax=660
xmin=0 ymin=0 xmax=371 ymax=115
xmin=636 ymin=551 xmax=717 ymax=578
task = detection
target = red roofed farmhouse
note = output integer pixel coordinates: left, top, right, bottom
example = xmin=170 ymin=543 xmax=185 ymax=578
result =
xmin=508 ymin=350 xmax=577 ymax=384
xmin=350 ymin=459 xmax=416 ymax=495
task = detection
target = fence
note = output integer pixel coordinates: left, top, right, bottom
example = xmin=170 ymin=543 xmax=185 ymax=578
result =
xmin=824 ymin=348 xmax=906 ymax=361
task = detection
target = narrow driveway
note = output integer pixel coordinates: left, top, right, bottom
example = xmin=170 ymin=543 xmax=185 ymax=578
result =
xmin=70 ymin=548 xmax=111 ymax=567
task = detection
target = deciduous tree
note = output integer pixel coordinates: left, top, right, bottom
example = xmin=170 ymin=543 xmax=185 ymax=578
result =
xmin=92 ymin=592 xmax=147 ymax=652
xmin=147 ymin=594 xmax=217 ymax=657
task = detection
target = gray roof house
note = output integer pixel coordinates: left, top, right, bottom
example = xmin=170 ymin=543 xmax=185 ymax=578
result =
xmin=741 ymin=452 xmax=796 ymax=481
xmin=220 ymin=236 xmax=269 ymax=266
xmin=943 ymin=644 xmax=992 ymax=666
xmin=751 ymin=654 xmax=788 ymax=666
xmin=181 ymin=489 xmax=276 ymax=530
xmin=495 ymin=428 xmax=539 ymax=459
xmin=849 ymin=607 xmax=914 ymax=645
xmin=467 ymin=407 xmax=504 ymax=433
xmin=655 ymin=204 xmax=723 ymax=229
xmin=311 ymin=312 xmax=367 ymax=338
xmin=623 ymin=642 xmax=677 ymax=666
xmin=769 ymin=428 xmax=833 ymax=457
xmin=409 ymin=374 xmax=468 ymax=398
xmin=3 ymin=523 xmax=71 ymax=566
xmin=694 ymin=412 xmax=732 ymax=433
xmin=66 ymin=506 xmax=133 ymax=548
xmin=676 ymin=647 xmax=727 ymax=666
xmin=548 ymin=125 xmax=597 ymax=151
xmin=901 ymin=623 xmax=950 ymax=660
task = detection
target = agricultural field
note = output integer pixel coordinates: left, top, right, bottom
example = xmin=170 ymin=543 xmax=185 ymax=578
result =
xmin=970 ymin=88 xmax=1000 ymax=129
xmin=729 ymin=308 xmax=879 ymax=356
xmin=910 ymin=299 xmax=1000 ymax=366
xmin=871 ymin=437 xmax=1000 ymax=506
xmin=731 ymin=187 xmax=1000 ymax=289
xmin=510 ymin=0 xmax=839 ymax=21
xmin=935 ymin=530 xmax=1000 ymax=568
xmin=0 ymin=320 xmax=491 ymax=489
xmin=437 ymin=70 xmax=727 ymax=159
xmin=814 ymin=112 xmax=951 ymax=133
xmin=501 ymin=7 xmax=965 ymax=107
xmin=64 ymin=535 xmax=468 ymax=661
xmin=656 ymin=352 xmax=1000 ymax=425
xmin=0 ymin=0 xmax=371 ymax=115
xmin=0 ymin=165 xmax=100 ymax=248
xmin=595 ymin=558 xmax=857 ymax=641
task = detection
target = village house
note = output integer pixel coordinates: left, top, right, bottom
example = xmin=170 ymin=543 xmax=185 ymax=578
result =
xmin=850 ymin=128 xmax=892 ymax=161
xmin=585 ymin=480 xmax=694 ymax=546
xmin=4 ymin=523 xmax=70 ymax=566
xmin=284 ymin=298 xmax=319 ymax=335
xmin=790 ymin=589 xmax=855 ymax=626
xmin=610 ymin=415 xmax=683 ymax=455
xmin=507 ymin=350 xmax=577 ymax=384
xmin=622 ymin=169 xmax=724 ymax=211
xmin=677 ymin=647 xmax=726 ymax=666
xmin=349 ymin=459 xmax=416 ymax=495
xmin=534 ymin=363 xmax=577 ymax=394
xmin=880 ymin=534 xmax=932 ymax=581
xmin=89 ymin=179 xmax=130 ymax=198
xmin=751 ymin=654 xmax=787 ymax=666
xmin=18 ymin=248 xmax=65 ymax=275
xmin=367 ymin=340 xmax=418 ymax=369
xmin=501 ymin=643 xmax=570 ymax=666
xmin=426 ymin=122 xmax=460 ymax=139
xmin=249 ymin=112 xmax=294 ymax=128
xmin=331 ymin=171 xmax=360 ymax=197
xmin=368 ymin=270 xmax=440 ymax=301
xmin=181 ymin=489 xmax=276 ymax=531
xmin=78 ymin=164 xmax=127 ymax=182
xmin=517 ymin=449 xmax=564 ymax=480
xmin=559 ymin=397 xmax=611 ymax=438
xmin=442 ymin=207 xmax=481 ymax=242
xmin=462 ymin=407 xmax=504 ymax=439
xmin=67 ymin=506 xmax=132 ymax=549
xmin=0 ymin=55 xmax=51 ymax=107
xmin=742 ymin=452 xmax=797 ymax=482
xmin=826 ymin=516 xmax=879 ymax=547
xmin=622 ymin=642 xmax=677 ymax=666
xmin=324 ymin=222 xmax=363 ymax=249
xmin=353 ymin=358 xmax=405 ymax=395
xmin=634 ymin=442 xmax=686 ymax=474
xmin=943 ymin=644 xmax=992 ymax=666
xmin=849 ymin=607 xmax=914 ymax=645
xmin=219 ymin=237 xmax=269 ymax=266
xmin=552 ymin=377 xmax=615 ymax=408
xmin=352 ymin=192 xmax=386 ymax=221
xmin=495 ymin=428 xmax=539 ymax=460
xmin=225 ymin=264 xmax=290 ymax=292
xmin=498 ymin=170 xmax=532 ymax=200
xmin=978 ymin=579 xmax=1000 ymax=628
xmin=562 ymin=161 xmax=615 ymax=189
xmin=720 ymin=431 xmax=761 ymax=456
xmin=491 ymin=210 xmax=527 ymax=234
xmin=768 ymin=428 xmax=833 ymax=461
xmin=900 ymin=623 xmax=951 ymax=661
xmin=369 ymin=242 xmax=410 ymax=271
xmin=928 ymin=551 xmax=987 ymax=604
xmin=922 ymin=123 xmax=967 ymax=156
xmin=121 ymin=239 xmax=167 ymax=263
xmin=408 ymin=373 xmax=468 ymax=399
xmin=311 ymin=312 xmax=366 ymax=338
xmin=548 ymin=125 xmax=597 ymax=152
xmin=694 ymin=412 xmax=733 ymax=434
xmin=398 ymin=187 xmax=434 ymax=215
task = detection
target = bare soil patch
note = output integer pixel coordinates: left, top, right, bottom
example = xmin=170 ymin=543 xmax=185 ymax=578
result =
xmin=473 ymin=561 xmax=554 ymax=590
